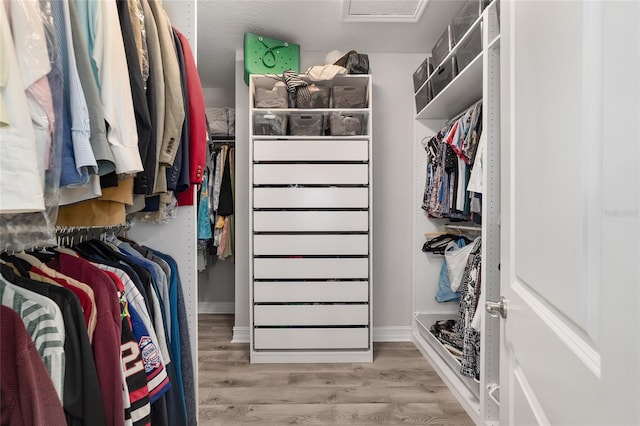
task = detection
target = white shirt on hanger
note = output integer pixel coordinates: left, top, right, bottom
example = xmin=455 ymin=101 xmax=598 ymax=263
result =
xmin=0 ymin=5 xmax=45 ymax=213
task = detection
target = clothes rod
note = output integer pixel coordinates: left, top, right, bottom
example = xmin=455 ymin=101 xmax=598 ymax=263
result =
xmin=444 ymin=224 xmax=482 ymax=232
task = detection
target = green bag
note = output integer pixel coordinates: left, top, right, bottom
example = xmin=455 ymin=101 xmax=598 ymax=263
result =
xmin=243 ymin=33 xmax=300 ymax=85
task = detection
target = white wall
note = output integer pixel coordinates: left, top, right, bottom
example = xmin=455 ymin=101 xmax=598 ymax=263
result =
xmin=198 ymin=261 xmax=235 ymax=313
xmin=234 ymin=52 xmax=250 ymax=338
xmin=369 ymin=52 xmax=426 ymax=335
xmin=198 ymin=86 xmax=236 ymax=312
xmin=202 ymin=87 xmax=235 ymax=108
xmin=231 ymin=51 xmax=427 ymax=340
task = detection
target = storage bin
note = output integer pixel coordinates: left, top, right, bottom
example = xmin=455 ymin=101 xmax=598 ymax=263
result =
xmin=206 ymin=107 xmax=229 ymax=136
xmin=431 ymin=25 xmax=453 ymax=68
xmin=289 ymin=113 xmax=325 ymax=136
xmin=329 ymin=112 xmax=365 ymax=136
xmin=456 ymin=24 xmax=482 ymax=72
xmin=413 ymin=57 xmax=433 ymax=93
xmin=431 ymin=56 xmax=457 ymax=99
xmin=332 ymin=85 xmax=367 ymax=108
xmin=451 ymin=0 xmax=488 ymax=44
xmin=253 ymin=111 xmax=288 ymax=135
xmin=415 ymin=81 xmax=432 ymax=113
xmin=296 ymin=85 xmax=331 ymax=108
xmin=254 ymin=82 xmax=288 ymax=108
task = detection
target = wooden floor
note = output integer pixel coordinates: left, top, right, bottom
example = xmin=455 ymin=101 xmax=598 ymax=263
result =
xmin=197 ymin=314 xmax=473 ymax=425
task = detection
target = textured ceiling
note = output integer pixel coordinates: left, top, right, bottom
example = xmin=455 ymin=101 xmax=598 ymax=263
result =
xmin=195 ymin=0 xmax=465 ymax=89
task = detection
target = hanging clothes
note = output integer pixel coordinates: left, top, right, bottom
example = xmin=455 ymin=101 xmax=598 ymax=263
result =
xmin=2 ymin=0 xmax=210 ymax=249
xmin=422 ymin=101 xmax=483 ymax=224
xmin=0 ymin=257 xmax=107 ymax=426
xmin=1 ymin=232 xmax=196 ymax=426
xmin=455 ymin=238 xmax=482 ymax=380
xmin=0 ymin=305 xmax=67 ymax=426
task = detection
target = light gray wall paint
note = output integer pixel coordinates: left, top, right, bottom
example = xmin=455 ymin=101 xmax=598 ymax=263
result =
xmin=203 ymin=87 xmax=235 ymax=108
xmin=198 ymin=260 xmax=235 ymax=309
xmin=234 ymin=52 xmax=250 ymax=327
xmin=369 ymin=52 xmax=425 ymax=328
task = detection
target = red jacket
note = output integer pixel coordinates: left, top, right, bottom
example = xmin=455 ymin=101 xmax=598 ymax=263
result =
xmin=174 ymin=28 xmax=207 ymax=206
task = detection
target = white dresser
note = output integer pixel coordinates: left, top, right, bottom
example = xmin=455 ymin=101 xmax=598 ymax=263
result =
xmin=249 ymin=74 xmax=373 ymax=363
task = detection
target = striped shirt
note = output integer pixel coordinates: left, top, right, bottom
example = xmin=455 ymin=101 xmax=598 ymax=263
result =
xmin=0 ymin=279 xmax=65 ymax=401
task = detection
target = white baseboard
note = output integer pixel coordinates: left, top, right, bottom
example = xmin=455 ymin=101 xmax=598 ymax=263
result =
xmin=198 ymin=302 xmax=235 ymax=314
xmin=251 ymin=350 xmax=372 ymax=364
xmin=373 ymin=326 xmax=413 ymax=342
xmin=228 ymin=326 xmax=412 ymax=344
xmin=232 ymin=326 xmax=250 ymax=343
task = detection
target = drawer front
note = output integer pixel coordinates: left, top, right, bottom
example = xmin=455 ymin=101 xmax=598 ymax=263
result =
xmin=254 ymin=187 xmax=368 ymax=208
xmin=253 ymin=211 xmax=368 ymax=232
xmin=254 ymin=304 xmax=369 ymax=326
xmin=254 ymin=139 xmax=368 ymax=162
xmin=254 ymin=164 xmax=368 ymax=185
xmin=253 ymin=258 xmax=369 ymax=279
xmin=254 ymin=327 xmax=369 ymax=350
xmin=254 ymin=281 xmax=369 ymax=303
xmin=254 ymin=234 xmax=368 ymax=256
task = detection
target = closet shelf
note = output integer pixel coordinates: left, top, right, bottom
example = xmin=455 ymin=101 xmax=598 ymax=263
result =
xmin=252 ymin=135 xmax=369 ymax=140
xmin=210 ymin=135 xmax=235 ymax=143
xmin=413 ymin=313 xmax=481 ymax=424
xmin=415 ymin=51 xmax=483 ymax=120
xmin=414 ymin=313 xmax=481 ymax=389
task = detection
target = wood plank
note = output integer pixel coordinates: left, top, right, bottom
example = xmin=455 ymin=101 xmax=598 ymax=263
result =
xmin=201 ymin=386 xmax=393 ymax=405
xmin=240 ymin=403 xmax=454 ymax=425
xmin=196 ymin=314 xmax=473 ymax=425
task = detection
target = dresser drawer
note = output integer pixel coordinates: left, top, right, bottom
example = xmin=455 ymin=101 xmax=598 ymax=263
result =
xmin=254 ymin=304 xmax=368 ymax=326
xmin=254 ymin=327 xmax=370 ymax=350
xmin=254 ymin=139 xmax=368 ymax=162
xmin=254 ymin=281 xmax=369 ymax=302
xmin=253 ymin=211 xmax=368 ymax=232
xmin=254 ymin=234 xmax=368 ymax=256
xmin=254 ymin=187 xmax=368 ymax=209
xmin=253 ymin=257 xmax=369 ymax=279
xmin=253 ymin=164 xmax=368 ymax=185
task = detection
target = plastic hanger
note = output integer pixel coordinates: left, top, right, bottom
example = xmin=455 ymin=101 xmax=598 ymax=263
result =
xmin=422 ymin=233 xmax=473 ymax=254
xmin=14 ymin=251 xmax=43 ymax=268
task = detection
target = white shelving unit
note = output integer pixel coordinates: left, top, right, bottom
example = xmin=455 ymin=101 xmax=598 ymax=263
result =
xmin=415 ymin=13 xmax=484 ymax=120
xmin=248 ymin=74 xmax=373 ymax=363
xmin=412 ymin=1 xmax=501 ymax=425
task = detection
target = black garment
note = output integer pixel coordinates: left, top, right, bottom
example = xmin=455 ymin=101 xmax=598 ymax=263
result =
xmin=163 ymin=358 xmax=184 ymax=426
xmin=166 ymin=28 xmax=188 ymax=193
xmin=0 ymin=264 xmax=107 ymax=426
xmin=142 ymin=195 xmax=161 ymax=212
xmin=120 ymin=298 xmax=152 ymax=426
xmin=151 ymin=394 xmax=169 ymax=426
xmin=151 ymin=251 xmax=187 ymax=426
xmin=100 ymin=171 xmax=119 ymax=189
xmin=73 ymin=242 xmax=154 ymax=320
xmin=217 ymin=148 xmax=234 ymax=216
xmin=177 ymin=273 xmax=197 ymax=425
xmin=116 ymin=0 xmax=153 ymax=195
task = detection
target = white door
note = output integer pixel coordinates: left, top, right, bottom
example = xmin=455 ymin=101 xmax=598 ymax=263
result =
xmin=500 ymin=1 xmax=639 ymax=425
